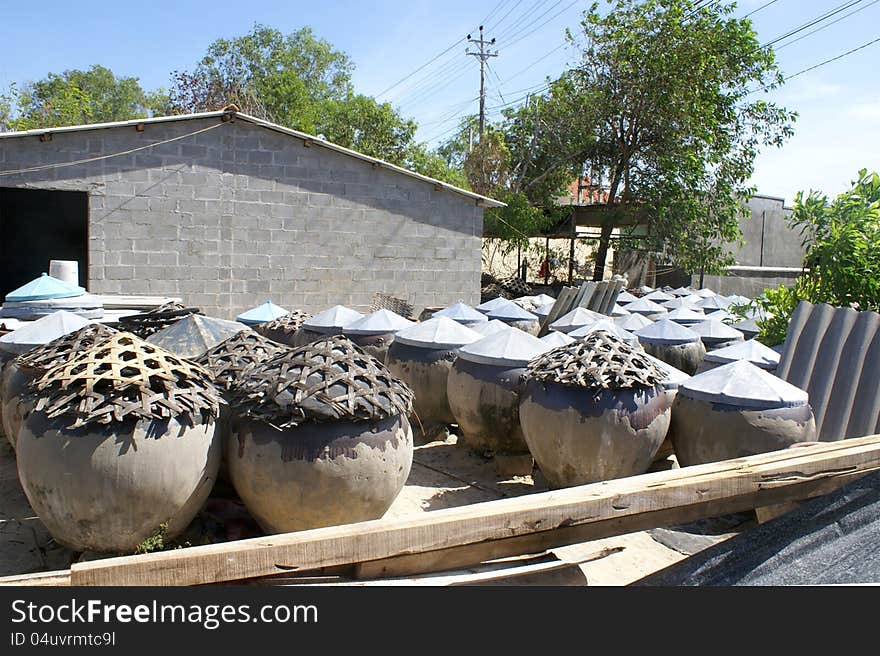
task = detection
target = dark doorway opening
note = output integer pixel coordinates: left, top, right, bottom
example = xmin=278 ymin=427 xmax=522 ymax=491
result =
xmin=0 ymin=187 xmax=89 ymax=300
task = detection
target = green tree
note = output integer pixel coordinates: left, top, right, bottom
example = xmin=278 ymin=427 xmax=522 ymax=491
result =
xmin=753 ymin=170 xmax=880 ymax=345
xmin=560 ymin=0 xmax=795 ymax=280
xmin=4 ymin=65 xmax=167 ymax=130
xmin=168 ymin=24 xmax=418 ymax=166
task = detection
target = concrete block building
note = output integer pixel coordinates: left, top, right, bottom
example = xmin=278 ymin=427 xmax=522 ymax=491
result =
xmin=0 ymin=109 xmax=501 ymax=318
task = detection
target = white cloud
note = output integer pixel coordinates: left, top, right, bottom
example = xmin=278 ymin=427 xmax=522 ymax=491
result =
xmin=849 ymin=98 xmax=880 ymax=122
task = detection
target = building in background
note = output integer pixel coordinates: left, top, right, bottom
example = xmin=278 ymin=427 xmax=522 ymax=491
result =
xmin=0 ymin=109 xmax=502 ymax=318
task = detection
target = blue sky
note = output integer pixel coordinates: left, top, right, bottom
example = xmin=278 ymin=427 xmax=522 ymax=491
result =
xmin=1 ymin=0 xmax=878 ymax=202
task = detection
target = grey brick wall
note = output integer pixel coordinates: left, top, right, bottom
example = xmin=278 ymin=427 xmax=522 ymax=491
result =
xmin=0 ymin=117 xmax=485 ymax=319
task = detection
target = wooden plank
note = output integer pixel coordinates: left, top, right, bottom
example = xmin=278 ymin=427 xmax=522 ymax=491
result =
xmin=69 ymin=435 xmax=880 ymax=586
xmin=0 ymin=570 xmax=71 ymax=586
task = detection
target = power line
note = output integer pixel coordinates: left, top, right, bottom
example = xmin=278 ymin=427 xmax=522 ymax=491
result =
xmin=375 ymin=37 xmax=468 ymax=99
xmin=774 ymin=0 xmax=880 ymax=52
xmin=748 ymin=32 xmax=880 ymax=94
xmin=503 ymin=0 xmax=581 ymax=51
xmin=744 ymin=0 xmax=781 ymax=18
xmin=759 ymin=0 xmax=867 ymax=51
xmin=786 ymin=33 xmax=880 ymax=80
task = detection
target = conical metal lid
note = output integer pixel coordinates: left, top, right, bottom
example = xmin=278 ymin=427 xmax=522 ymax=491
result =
xmin=458 ymin=327 xmax=551 ymax=367
xmin=236 ymin=300 xmax=289 ymax=325
xmin=5 ymin=273 xmax=84 ymax=302
xmin=433 ymin=302 xmax=488 ymax=324
xmin=540 ymin=331 xmax=575 ymax=348
xmin=616 ymin=290 xmax=639 ymax=304
xmin=476 ymin=296 xmax=515 ymax=313
xmin=661 ymin=297 xmax=700 ymax=310
xmin=670 ymin=286 xmax=694 ymax=297
xmin=705 ymin=308 xmax=735 ymax=323
xmin=733 ymin=317 xmax=761 ymax=336
xmin=679 ymin=360 xmax=808 ymax=409
xmin=531 ymin=294 xmax=555 ymax=305
xmin=615 ymin=313 xmax=654 ymax=331
xmin=635 ymin=318 xmax=701 ymax=345
xmin=694 ymin=288 xmax=717 ymax=298
xmin=393 ymin=316 xmax=482 ymax=349
xmin=569 ymin=319 xmax=640 ymax=346
xmin=343 ymin=309 xmax=415 ymax=336
xmin=689 ymin=319 xmax=744 ymax=341
xmin=532 ymin=301 xmax=555 ymax=318
xmin=639 ymin=286 xmax=655 ymax=294
xmin=302 ymin=305 xmax=365 ymax=332
xmin=696 ymin=295 xmax=732 ymax=311
xmin=643 ymin=353 xmax=690 ymax=389
xmin=146 ymin=314 xmax=250 ymax=359
xmin=625 ymin=297 xmax=668 ymax=316
xmin=470 ymin=319 xmax=512 ymax=337
xmin=486 ymin=302 xmax=538 ymax=322
xmin=644 ymin=290 xmax=674 ymax=302
xmin=0 ymin=310 xmax=91 ymax=354
xmin=666 ymin=307 xmax=706 ymax=325
xmin=702 ymin=338 xmax=780 ymax=370
xmin=610 ymin=304 xmax=630 ymax=317
xmin=549 ymin=307 xmax=605 ymax=333
xmin=727 ymin=294 xmax=751 ymax=306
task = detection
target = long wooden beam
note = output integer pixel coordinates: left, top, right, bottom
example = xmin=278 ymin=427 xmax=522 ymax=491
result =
xmin=69 ymin=435 xmax=880 ymax=586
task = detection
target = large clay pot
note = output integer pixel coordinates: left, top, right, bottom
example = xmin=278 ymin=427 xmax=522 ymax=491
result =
xmin=519 ymin=380 xmax=671 ymax=487
xmin=671 ymin=360 xmax=816 ymax=466
xmin=384 ymin=317 xmax=481 ymax=437
xmin=672 ymin=397 xmax=815 ymax=466
xmin=229 ymin=414 xmax=413 ymax=533
xmin=448 ymin=358 xmax=529 ymax=453
xmin=0 ymin=362 xmax=32 ymax=450
xmin=16 ymin=413 xmax=220 ymax=552
xmin=386 ymin=343 xmax=459 ymax=429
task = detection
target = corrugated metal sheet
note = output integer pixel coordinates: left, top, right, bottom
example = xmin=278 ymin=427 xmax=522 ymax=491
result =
xmin=777 ymin=301 xmax=880 ymax=441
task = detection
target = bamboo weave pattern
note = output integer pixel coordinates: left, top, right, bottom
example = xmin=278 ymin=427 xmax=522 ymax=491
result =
xmin=233 ymin=335 xmax=413 ymax=429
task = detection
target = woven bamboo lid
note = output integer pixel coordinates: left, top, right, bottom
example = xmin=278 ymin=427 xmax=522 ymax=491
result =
xmin=15 ymin=323 xmax=117 ymax=373
xmin=233 ymin=335 xmax=414 ymax=429
xmin=32 ymin=332 xmax=221 ymax=428
xmin=253 ymin=309 xmax=312 ymax=341
xmin=527 ymin=331 xmax=665 ymax=390
xmin=117 ymin=301 xmax=200 ymax=338
xmin=196 ymin=331 xmax=285 ymax=392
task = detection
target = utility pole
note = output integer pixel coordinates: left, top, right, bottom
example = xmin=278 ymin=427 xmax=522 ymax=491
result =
xmin=466 ymin=25 xmax=498 ymax=139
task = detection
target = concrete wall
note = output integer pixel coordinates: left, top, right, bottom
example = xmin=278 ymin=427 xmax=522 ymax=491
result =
xmin=698 ymin=267 xmax=802 ymax=298
xmin=0 ymin=117 xmax=484 ymax=319
xmin=728 ymin=195 xmax=803 ymax=268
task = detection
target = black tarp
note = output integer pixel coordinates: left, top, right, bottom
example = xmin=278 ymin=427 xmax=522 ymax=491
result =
xmin=634 ymin=470 xmax=880 ymax=585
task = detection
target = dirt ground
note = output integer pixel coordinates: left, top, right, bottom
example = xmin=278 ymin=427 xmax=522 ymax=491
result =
xmin=0 ymin=431 xmax=750 ymax=585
